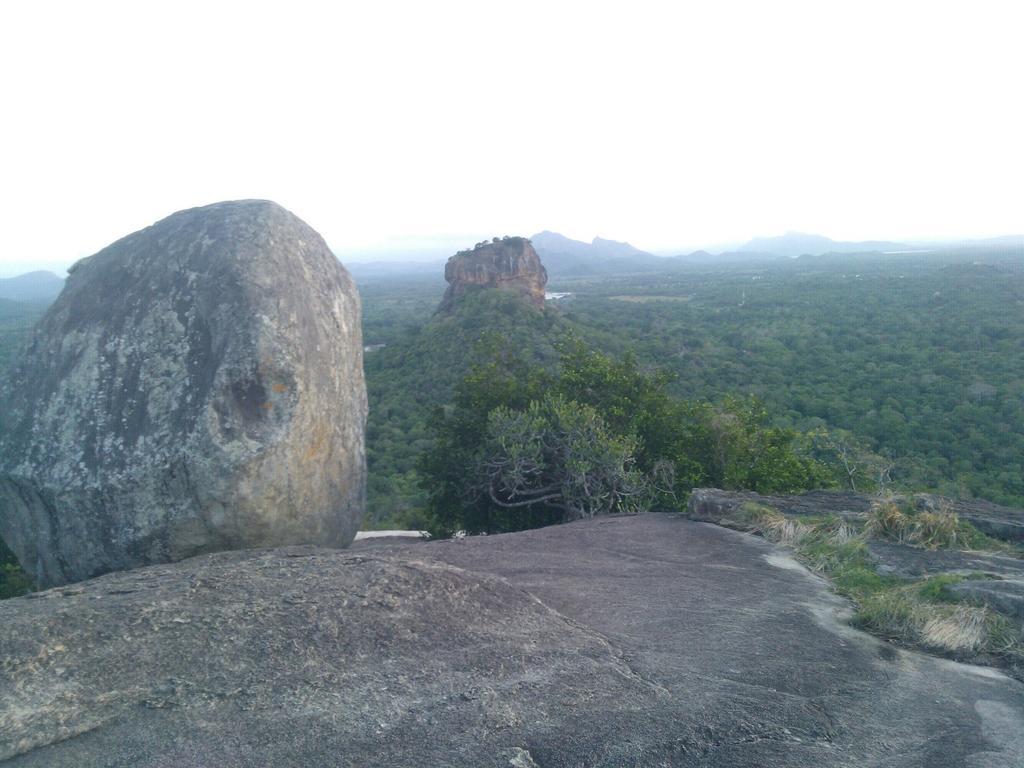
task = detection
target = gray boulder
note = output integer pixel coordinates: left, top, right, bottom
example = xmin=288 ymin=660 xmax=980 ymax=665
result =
xmin=0 ymin=200 xmax=367 ymax=587
xmin=951 ymin=579 xmax=1024 ymax=620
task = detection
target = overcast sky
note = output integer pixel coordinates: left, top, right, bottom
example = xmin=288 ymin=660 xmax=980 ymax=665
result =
xmin=1 ymin=0 xmax=1021 ymax=275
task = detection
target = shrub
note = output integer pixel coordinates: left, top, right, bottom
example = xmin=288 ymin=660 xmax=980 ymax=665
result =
xmin=0 ymin=562 xmax=31 ymax=600
xmin=470 ymin=394 xmax=649 ymax=531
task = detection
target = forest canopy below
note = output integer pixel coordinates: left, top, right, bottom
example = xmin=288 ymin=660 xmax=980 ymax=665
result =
xmin=359 ymin=247 xmax=1024 ymax=525
xmin=0 ymin=245 xmax=1021 ymax=535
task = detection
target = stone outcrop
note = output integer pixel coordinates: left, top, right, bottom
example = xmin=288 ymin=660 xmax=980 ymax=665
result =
xmin=437 ymin=236 xmax=547 ymax=313
xmin=866 ymin=539 xmax=1024 ymax=579
xmin=3 ymin=516 xmax=1023 ymax=766
xmin=951 ymin=579 xmax=1024 ymax=620
xmin=688 ymin=488 xmax=1024 ymax=643
xmin=0 ymin=200 xmax=367 ymax=587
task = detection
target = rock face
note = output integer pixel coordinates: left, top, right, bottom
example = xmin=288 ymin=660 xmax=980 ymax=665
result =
xmin=0 ymin=200 xmax=367 ymax=587
xmin=437 ymin=236 xmax=547 ymax=313
xmin=951 ymin=579 xmax=1024 ymax=620
xmin=2 ymin=516 xmax=1023 ymax=767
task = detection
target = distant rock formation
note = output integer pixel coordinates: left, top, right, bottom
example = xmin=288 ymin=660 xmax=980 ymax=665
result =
xmin=437 ymin=236 xmax=547 ymax=313
xmin=0 ymin=200 xmax=367 ymax=587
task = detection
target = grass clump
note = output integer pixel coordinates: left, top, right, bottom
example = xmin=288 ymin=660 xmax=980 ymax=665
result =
xmin=1 ymin=561 xmax=32 ymax=600
xmin=0 ymin=537 xmax=32 ymax=600
xmin=699 ymin=500 xmax=1023 ymax=665
xmin=865 ymin=498 xmax=1019 ymax=553
xmin=853 ymin=577 xmax=1005 ymax=653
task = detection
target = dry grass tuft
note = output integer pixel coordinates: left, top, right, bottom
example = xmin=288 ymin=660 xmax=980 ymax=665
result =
xmin=865 ymin=499 xmax=961 ymax=550
xmin=694 ymin=495 xmax=1024 ymax=668
xmin=920 ymin=606 xmax=990 ymax=652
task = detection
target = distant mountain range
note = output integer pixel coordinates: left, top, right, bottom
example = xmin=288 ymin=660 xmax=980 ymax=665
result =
xmin=736 ymin=232 xmax=908 ymax=258
xmin=4 ymin=231 xmax=1022 ymax=290
xmin=529 ymin=231 xmax=670 ymax=275
xmin=0 ymin=271 xmax=64 ymax=303
xmin=732 ymin=231 xmax=1024 ymax=259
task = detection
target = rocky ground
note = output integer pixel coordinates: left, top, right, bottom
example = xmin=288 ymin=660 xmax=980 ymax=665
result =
xmin=2 ymin=514 xmax=1022 ymax=767
xmin=689 ymin=489 xmax=1024 ymax=669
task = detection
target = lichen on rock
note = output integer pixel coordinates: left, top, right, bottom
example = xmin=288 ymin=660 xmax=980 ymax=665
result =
xmin=0 ymin=200 xmax=367 ymax=587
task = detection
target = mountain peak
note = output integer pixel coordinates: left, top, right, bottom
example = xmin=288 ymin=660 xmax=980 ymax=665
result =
xmin=0 ymin=270 xmax=66 ymax=303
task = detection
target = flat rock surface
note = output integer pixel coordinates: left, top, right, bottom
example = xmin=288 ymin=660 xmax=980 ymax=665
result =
xmin=951 ymin=580 xmax=1024 ymax=621
xmin=3 ymin=515 xmax=1023 ymax=767
xmin=688 ymin=488 xmax=873 ymax=522
xmin=867 ymin=540 xmax=1024 ymax=579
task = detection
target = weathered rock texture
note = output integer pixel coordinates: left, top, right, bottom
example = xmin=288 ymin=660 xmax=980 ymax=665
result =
xmin=2 ymin=516 xmax=1023 ymax=767
xmin=438 ymin=236 xmax=547 ymax=313
xmin=0 ymin=200 xmax=367 ymax=587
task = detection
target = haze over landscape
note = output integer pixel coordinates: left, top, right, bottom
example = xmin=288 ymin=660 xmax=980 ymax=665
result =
xmin=1 ymin=0 xmax=1021 ymax=276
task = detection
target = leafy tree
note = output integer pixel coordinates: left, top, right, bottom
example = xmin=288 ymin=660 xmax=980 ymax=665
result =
xmin=468 ymin=394 xmax=648 ymax=532
xmin=695 ymin=395 xmax=833 ymax=493
xmin=421 ymin=339 xmax=829 ymax=536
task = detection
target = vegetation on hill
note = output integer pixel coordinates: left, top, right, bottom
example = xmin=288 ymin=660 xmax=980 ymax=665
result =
xmin=0 ymin=300 xmax=45 ymax=373
xmin=420 ymin=339 xmax=828 ymax=536
xmin=2 ymin=245 xmax=1023 ymax=593
xmin=556 ymin=254 xmax=1024 ymax=505
xmin=362 ymin=286 xmax=568 ymax=525
xmin=361 ymin=246 xmax=1024 ymax=523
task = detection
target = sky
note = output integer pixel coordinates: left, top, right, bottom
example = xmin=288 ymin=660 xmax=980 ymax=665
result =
xmin=1 ymin=0 xmax=1021 ymax=275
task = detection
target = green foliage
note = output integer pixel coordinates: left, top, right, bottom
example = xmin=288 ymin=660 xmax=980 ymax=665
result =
xmin=689 ymin=394 xmax=833 ymax=493
xmin=361 ymin=251 xmax=1024 ymax=524
xmin=421 ymin=339 xmax=827 ymax=535
xmin=555 ymin=256 xmax=1024 ymax=505
xmin=362 ymin=287 xmax=566 ymax=524
xmin=466 ymin=394 xmax=648 ymax=533
xmin=698 ymin=502 xmax=1022 ymax=661
xmin=0 ymin=539 xmax=31 ymax=600
xmin=0 ymin=563 xmax=31 ymax=600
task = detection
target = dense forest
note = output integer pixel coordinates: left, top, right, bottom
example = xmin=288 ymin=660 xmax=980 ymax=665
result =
xmin=360 ymin=247 xmax=1024 ymax=523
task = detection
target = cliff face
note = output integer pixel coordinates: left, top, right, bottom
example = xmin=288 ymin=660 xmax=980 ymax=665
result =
xmin=437 ymin=237 xmax=547 ymax=313
xmin=0 ymin=200 xmax=368 ymax=587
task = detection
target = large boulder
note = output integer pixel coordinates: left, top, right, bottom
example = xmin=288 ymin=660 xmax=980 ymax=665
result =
xmin=438 ymin=236 xmax=547 ymax=313
xmin=0 ymin=200 xmax=367 ymax=587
